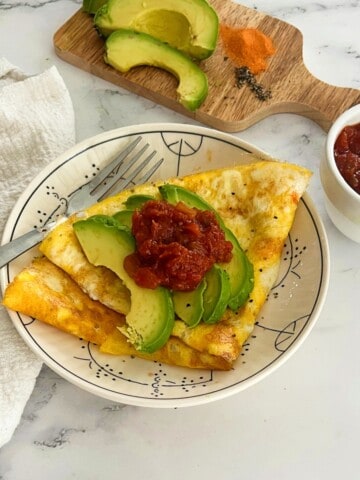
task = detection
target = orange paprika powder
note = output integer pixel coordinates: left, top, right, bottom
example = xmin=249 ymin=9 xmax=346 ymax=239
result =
xmin=220 ymin=25 xmax=276 ymax=74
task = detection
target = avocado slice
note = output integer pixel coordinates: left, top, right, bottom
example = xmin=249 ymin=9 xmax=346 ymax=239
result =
xmin=159 ymin=184 xmax=254 ymax=310
xmin=113 ymin=210 xmax=133 ymax=229
xmin=94 ymin=0 xmax=219 ymax=60
xmin=173 ymin=279 xmax=206 ymax=328
xmin=73 ymin=215 xmax=174 ymax=353
xmin=83 ymin=0 xmax=107 ymax=14
xmin=113 ymin=195 xmax=156 ymax=229
xmin=202 ymin=265 xmax=231 ymax=324
xmin=123 ymin=194 xmax=155 ymax=210
xmin=104 ymin=29 xmax=208 ymax=111
xmin=222 ymin=228 xmax=254 ymax=311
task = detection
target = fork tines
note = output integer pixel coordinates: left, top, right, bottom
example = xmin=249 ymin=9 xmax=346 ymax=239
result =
xmin=91 ymin=136 xmax=163 ymax=201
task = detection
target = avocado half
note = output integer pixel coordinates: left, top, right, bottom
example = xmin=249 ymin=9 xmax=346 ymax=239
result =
xmin=104 ymin=29 xmax=209 ymax=111
xmin=95 ymin=0 xmax=219 ymax=60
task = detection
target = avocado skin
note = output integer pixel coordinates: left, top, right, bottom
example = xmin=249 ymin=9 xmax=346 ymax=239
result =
xmin=224 ymin=228 xmax=254 ymax=311
xmin=202 ymin=265 xmax=231 ymax=324
xmin=104 ymin=29 xmax=208 ymax=111
xmin=94 ymin=0 xmax=219 ymax=60
xmin=82 ymin=0 xmax=107 ymax=15
xmin=159 ymin=184 xmax=255 ymax=309
xmin=73 ymin=215 xmax=174 ymax=353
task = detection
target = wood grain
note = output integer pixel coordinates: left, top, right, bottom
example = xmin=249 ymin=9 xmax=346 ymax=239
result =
xmin=53 ymin=0 xmax=360 ymax=132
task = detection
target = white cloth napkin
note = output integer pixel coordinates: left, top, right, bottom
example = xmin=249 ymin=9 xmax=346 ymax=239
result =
xmin=0 ymin=58 xmax=75 ymax=448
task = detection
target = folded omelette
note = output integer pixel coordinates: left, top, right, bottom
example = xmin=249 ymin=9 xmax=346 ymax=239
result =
xmin=3 ymin=161 xmax=311 ymax=370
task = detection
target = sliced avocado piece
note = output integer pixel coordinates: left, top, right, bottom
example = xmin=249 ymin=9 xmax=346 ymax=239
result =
xmin=222 ymin=228 xmax=254 ymax=310
xmin=83 ymin=0 xmax=107 ymax=14
xmin=94 ymin=0 xmax=219 ymax=60
xmin=173 ymin=279 xmax=206 ymax=328
xmin=159 ymin=183 xmax=214 ymax=212
xmin=113 ymin=210 xmax=133 ymax=229
xmin=124 ymin=194 xmax=155 ymax=210
xmin=159 ymin=184 xmax=254 ymax=309
xmin=73 ymin=215 xmax=174 ymax=353
xmin=202 ymin=265 xmax=231 ymax=324
xmin=104 ymin=29 xmax=208 ymax=111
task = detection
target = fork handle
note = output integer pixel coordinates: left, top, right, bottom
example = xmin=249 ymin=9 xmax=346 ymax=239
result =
xmin=0 ymin=229 xmax=45 ymax=269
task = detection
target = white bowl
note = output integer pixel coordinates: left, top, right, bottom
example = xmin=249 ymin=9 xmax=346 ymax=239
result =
xmin=320 ymin=104 xmax=360 ymax=243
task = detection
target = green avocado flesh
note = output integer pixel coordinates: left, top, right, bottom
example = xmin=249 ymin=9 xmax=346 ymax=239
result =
xmin=123 ymin=194 xmax=156 ymax=210
xmin=94 ymin=0 xmax=219 ymax=60
xmin=104 ymin=29 xmax=208 ymax=111
xmin=159 ymin=184 xmax=255 ymax=310
xmin=173 ymin=279 xmax=206 ymax=328
xmin=73 ymin=215 xmax=174 ymax=353
xmin=112 ymin=210 xmax=133 ymax=229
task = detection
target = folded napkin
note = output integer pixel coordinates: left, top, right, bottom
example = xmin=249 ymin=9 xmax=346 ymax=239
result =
xmin=0 ymin=58 xmax=75 ymax=448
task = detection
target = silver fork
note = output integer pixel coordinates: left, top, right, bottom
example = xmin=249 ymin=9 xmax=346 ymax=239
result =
xmin=0 ymin=136 xmax=163 ymax=268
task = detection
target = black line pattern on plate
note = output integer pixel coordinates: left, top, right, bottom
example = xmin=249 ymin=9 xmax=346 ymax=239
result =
xmin=32 ymin=164 xmax=101 ymax=229
xmin=255 ymin=314 xmax=310 ymax=353
xmin=73 ymin=340 xmax=214 ymax=397
xmin=160 ymin=132 xmax=203 ymax=175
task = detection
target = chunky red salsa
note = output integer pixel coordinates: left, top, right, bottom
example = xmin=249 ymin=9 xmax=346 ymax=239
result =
xmin=334 ymin=122 xmax=360 ymax=195
xmin=124 ymin=200 xmax=233 ymax=291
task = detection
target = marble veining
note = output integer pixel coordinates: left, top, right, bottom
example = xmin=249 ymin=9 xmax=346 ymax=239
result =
xmin=0 ymin=1 xmax=359 ymax=479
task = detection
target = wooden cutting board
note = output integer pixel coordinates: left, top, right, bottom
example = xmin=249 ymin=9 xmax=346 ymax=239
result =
xmin=53 ymin=0 xmax=360 ymax=132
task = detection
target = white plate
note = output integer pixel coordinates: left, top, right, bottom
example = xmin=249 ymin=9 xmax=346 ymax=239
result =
xmin=1 ymin=123 xmax=330 ymax=408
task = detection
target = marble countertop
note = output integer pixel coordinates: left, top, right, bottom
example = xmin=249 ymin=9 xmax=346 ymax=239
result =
xmin=0 ymin=0 xmax=359 ymax=478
